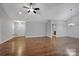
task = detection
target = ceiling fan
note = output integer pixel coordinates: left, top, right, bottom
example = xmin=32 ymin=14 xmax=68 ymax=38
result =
xmin=23 ymin=3 xmax=40 ymax=14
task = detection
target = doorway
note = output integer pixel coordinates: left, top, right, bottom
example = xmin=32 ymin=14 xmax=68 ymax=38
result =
xmin=13 ymin=21 xmax=26 ymax=37
xmin=52 ymin=24 xmax=56 ymax=36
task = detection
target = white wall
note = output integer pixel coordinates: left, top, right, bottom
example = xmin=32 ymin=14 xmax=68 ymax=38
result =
xmin=47 ymin=15 xmax=79 ymax=38
xmin=56 ymin=20 xmax=67 ymax=37
xmin=0 ymin=4 xmax=13 ymax=44
xmin=0 ymin=15 xmax=1 ymax=43
xmin=46 ymin=20 xmax=52 ymax=38
xmin=26 ymin=21 xmax=47 ymax=37
xmin=47 ymin=20 xmax=68 ymax=38
xmin=67 ymin=13 xmax=79 ymax=38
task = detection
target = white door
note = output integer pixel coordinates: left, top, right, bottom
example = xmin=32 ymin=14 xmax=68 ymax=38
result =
xmin=14 ymin=21 xmax=25 ymax=37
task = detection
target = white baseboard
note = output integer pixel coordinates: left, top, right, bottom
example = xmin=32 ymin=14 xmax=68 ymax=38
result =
xmin=56 ymin=35 xmax=79 ymax=39
xmin=0 ymin=35 xmax=14 ymax=44
xmin=46 ymin=36 xmax=51 ymax=38
xmin=68 ymin=36 xmax=79 ymax=38
xmin=25 ymin=35 xmax=47 ymax=38
xmin=56 ymin=35 xmax=68 ymax=37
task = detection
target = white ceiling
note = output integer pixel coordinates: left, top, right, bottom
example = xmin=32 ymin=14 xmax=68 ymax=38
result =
xmin=1 ymin=3 xmax=79 ymax=22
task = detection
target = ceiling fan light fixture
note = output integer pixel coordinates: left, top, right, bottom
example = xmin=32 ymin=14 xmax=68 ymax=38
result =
xmin=23 ymin=3 xmax=40 ymax=14
xmin=29 ymin=8 xmax=34 ymax=12
xmin=68 ymin=23 xmax=75 ymax=26
xmin=68 ymin=9 xmax=75 ymax=27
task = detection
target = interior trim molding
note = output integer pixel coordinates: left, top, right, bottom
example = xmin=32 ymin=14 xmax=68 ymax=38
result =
xmin=0 ymin=35 xmax=14 ymax=44
xmin=25 ymin=35 xmax=47 ymax=38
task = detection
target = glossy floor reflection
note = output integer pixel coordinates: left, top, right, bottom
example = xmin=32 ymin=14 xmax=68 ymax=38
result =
xmin=0 ymin=36 xmax=79 ymax=56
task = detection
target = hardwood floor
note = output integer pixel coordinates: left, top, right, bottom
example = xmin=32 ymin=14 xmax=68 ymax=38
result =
xmin=0 ymin=36 xmax=79 ymax=56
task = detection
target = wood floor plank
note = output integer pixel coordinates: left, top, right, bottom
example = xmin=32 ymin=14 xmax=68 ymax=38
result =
xmin=0 ymin=36 xmax=79 ymax=56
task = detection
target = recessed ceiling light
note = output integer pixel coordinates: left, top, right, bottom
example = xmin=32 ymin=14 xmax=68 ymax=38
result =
xmin=18 ymin=11 xmax=22 ymax=15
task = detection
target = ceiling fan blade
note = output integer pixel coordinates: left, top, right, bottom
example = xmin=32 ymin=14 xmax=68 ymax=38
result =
xmin=33 ymin=11 xmax=36 ymax=14
xmin=34 ymin=8 xmax=40 ymax=10
xmin=28 ymin=10 xmax=30 ymax=13
xmin=23 ymin=6 xmax=29 ymax=9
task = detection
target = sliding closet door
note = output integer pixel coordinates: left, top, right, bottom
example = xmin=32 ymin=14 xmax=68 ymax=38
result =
xmin=14 ymin=21 xmax=26 ymax=37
